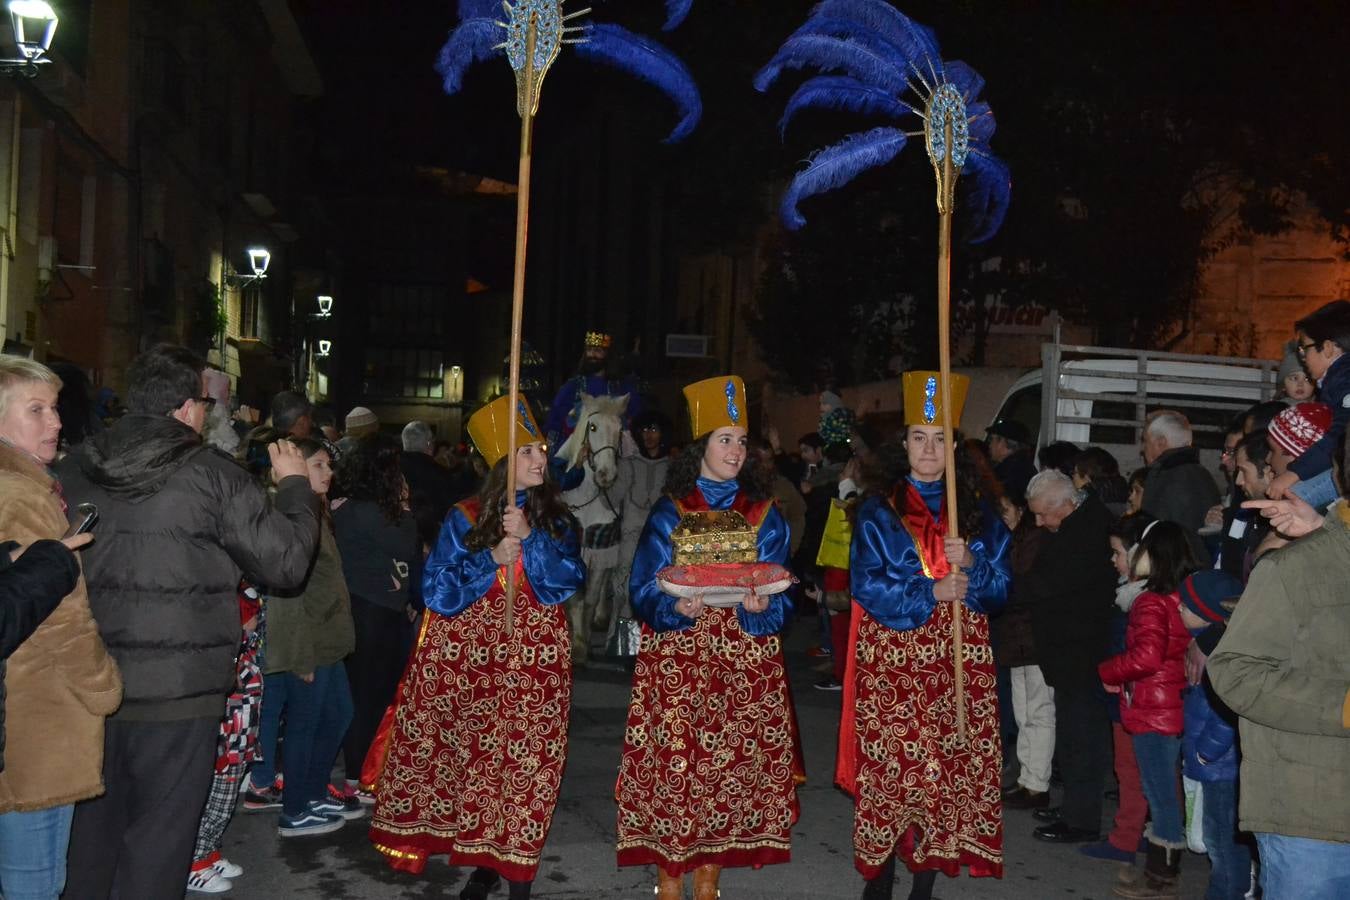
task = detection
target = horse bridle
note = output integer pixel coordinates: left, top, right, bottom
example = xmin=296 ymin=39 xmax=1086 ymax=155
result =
xmin=568 ymin=411 xmax=621 ymax=516
xmin=579 ymin=411 xmax=619 ymax=472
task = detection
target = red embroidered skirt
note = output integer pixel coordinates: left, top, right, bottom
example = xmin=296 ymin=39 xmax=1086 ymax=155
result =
xmin=369 ymin=576 xmax=571 ymax=882
xmin=849 ymin=601 xmax=1003 ymax=879
xmin=616 ymin=607 xmax=797 ymax=875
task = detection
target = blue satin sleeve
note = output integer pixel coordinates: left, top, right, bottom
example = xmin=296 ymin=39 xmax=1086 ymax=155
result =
xmin=963 ymin=505 xmax=1012 ymax=615
xmin=521 ymin=520 xmax=586 ymax=605
xmin=422 ymin=507 xmax=499 ymax=617
xmin=737 ymin=503 xmax=793 ymax=637
xmin=629 ymin=498 xmax=688 ymax=632
xmin=849 ymin=495 xmax=939 ymax=631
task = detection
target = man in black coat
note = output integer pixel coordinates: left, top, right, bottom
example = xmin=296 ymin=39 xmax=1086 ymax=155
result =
xmin=57 ymin=344 xmax=320 ymax=900
xmin=1140 ymin=410 xmax=1221 ymax=535
xmin=1023 ymin=469 xmax=1118 ymax=844
xmin=400 ymin=420 xmax=461 ymax=546
xmin=986 ymin=417 xmax=1038 ymax=504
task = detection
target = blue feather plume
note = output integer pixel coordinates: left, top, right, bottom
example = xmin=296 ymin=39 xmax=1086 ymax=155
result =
xmin=664 ymin=0 xmax=693 ymax=30
xmin=436 ymin=18 xmax=505 ymax=95
xmin=755 ymin=33 xmax=908 ymax=96
xmin=761 ymin=2 xmax=1010 ymax=242
xmin=458 ymin=0 xmax=500 ymax=19
xmin=812 ymin=0 xmax=940 ymax=72
xmin=780 ymin=127 xmax=908 ymax=230
xmin=574 ymin=23 xmax=702 ymax=143
xmin=941 ymin=60 xmax=985 ymax=102
xmin=966 ymin=101 xmax=995 ymax=144
xmin=961 ymin=148 xmax=1011 ymax=243
xmin=778 ymin=74 xmax=913 ymax=137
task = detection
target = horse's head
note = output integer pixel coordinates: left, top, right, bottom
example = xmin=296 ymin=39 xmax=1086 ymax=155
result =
xmin=558 ymin=392 xmax=628 ymax=489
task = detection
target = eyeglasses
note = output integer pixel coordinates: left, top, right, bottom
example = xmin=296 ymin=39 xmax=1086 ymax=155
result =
xmin=1220 ymin=448 xmax=1237 ymax=459
xmin=1296 ymin=339 xmax=1320 ymax=358
xmin=641 ymin=424 xmax=661 ymax=432
xmin=196 ymin=396 xmax=217 ymax=409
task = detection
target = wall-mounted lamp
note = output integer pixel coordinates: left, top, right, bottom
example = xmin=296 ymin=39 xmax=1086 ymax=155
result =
xmin=316 ymin=295 xmax=333 ymax=317
xmin=317 ymin=339 xmax=332 ymax=358
xmin=446 ymin=364 xmax=464 ymax=403
xmin=225 ymin=247 xmax=271 ymax=286
xmin=3 ymin=1 xmax=57 ymax=78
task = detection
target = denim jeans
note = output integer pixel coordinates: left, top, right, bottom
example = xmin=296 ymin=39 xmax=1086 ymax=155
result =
xmin=1199 ymin=779 xmax=1251 ymax=900
xmin=1256 ymin=832 xmax=1350 ymax=900
xmin=0 ymin=804 xmax=74 ymax=900
xmin=281 ymin=662 xmax=356 ymax=816
xmin=1132 ymin=731 xmax=1183 ymax=845
xmin=250 ymin=671 xmax=289 ymax=788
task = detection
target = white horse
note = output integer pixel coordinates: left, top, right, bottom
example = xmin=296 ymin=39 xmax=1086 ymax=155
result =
xmin=557 ymin=392 xmax=630 ymax=664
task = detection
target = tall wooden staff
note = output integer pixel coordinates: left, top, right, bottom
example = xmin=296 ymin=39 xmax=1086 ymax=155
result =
xmin=436 ymin=0 xmax=701 ymax=637
xmin=929 ymin=115 xmax=966 ymax=743
xmin=501 ymin=17 xmax=546 ymax=636
xmin=758 ymin=1 xmax=1012 ymax=746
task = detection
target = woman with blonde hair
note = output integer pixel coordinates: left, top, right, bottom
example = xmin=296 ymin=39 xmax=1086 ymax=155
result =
xmin=0 ymin=355 xmax=122 ymax=900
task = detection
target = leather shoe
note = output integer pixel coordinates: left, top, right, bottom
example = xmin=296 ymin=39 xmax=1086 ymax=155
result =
xmin=1032 ymin=805 xmax=1062 ymax=823
xmin=1002 ymin=787 xmax=1050 ymax=809
xmin=1034 ymin=822 xmax=1101 ymax=843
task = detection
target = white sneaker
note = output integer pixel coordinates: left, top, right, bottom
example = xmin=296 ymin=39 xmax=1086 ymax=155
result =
xmin=187 ymin=866 xmax=234 ymax=894
xmin=213 ymin=858 xmax=244 ymax=879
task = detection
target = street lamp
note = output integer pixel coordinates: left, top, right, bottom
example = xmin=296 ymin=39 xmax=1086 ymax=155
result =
xmin=316 ymin=295 xmax=333 ymax=317
xmin=225 ymin=247 xmax=271 ymax=286
xmin=3 ymin=1 xmax=56 ymax=76
xmin=247 ymin=247 xmax=271 ymax=278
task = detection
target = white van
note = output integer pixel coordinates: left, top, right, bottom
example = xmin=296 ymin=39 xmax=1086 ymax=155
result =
xmin=988 ymin=341 xmax=1280 ymax=476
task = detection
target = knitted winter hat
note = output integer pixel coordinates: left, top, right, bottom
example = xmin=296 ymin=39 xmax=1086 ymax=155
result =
xmin=1277 ymin=342 xmax=1305 ymax=384
xmin=345 ymin=406 xmax=379 ymax=437
xmin=1179 ymin=570 xmax=1244 ymax=624
xmin=1268 ymin=401 xmax=1332 ymax=458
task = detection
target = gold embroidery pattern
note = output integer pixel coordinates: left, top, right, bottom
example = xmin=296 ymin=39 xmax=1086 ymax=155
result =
xmin=851 ymin=602 xmax=1004 ymax=876
xmin=616 ymin=607 xmax=796 ymax=870
xmin=370 ymin=580 xmax=571 ymax=880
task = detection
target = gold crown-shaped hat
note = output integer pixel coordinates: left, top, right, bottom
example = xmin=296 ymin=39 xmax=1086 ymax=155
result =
xmin=683 ymin=375 xmax=747 ymax=439
xmin=466 ymin=395 xmax=543 ymax=468
xmin=902 ymin=371 xmax=971 ymax=428
xmin=584 ymin=331 xmax=612 ymax=349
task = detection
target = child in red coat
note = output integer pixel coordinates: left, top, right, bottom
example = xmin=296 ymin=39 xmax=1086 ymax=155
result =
xmin=1099 ymin=521 xmax=1201 ymax=899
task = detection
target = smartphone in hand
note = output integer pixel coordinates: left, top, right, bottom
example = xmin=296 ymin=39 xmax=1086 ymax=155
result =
xmin=65 ymin=502 xmax=99 ymax=538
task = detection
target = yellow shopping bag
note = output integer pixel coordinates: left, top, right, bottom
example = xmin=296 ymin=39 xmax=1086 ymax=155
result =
xmin=814 ymin=498 xmax=853 ymax=570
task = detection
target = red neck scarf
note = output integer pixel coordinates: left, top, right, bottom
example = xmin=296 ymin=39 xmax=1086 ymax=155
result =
xmin=890 ymin=481 xmax=952 ymax=578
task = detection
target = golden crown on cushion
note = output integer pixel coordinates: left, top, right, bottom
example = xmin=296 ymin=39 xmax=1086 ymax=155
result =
xmin=584 ymin=331 xmax=612 ymax=349
xmin=683 ymin=375 xmax=747 ymax=439
xmin=902 ymin=371 xmax=970 ymax=428
xmin=467 ymin=395 xmax=543 ymax=468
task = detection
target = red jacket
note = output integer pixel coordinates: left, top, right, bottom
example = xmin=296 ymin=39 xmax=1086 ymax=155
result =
xmin=1098 ymin=590 xmax=1190 ymax=735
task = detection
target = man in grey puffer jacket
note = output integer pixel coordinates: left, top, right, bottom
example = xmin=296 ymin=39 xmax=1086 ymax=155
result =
xmin=57 ymin=344 xmax=320 ymax=900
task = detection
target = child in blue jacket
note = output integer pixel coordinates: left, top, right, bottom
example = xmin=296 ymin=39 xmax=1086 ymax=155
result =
xmin=1178 ymin=571 xmax=1252 ymax=900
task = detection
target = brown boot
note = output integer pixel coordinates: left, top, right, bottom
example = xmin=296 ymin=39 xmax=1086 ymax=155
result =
xmin=692 ymin=864 xmax=721 ymax=900
xmin=1113 ymin=842 xmax=1180 ymax=899
xmin=655 ymin=869 xmax=684 ymax=900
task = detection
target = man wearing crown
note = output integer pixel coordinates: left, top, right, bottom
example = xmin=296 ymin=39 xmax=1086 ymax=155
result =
xmin=544 ymin=330 xmax=643 ymax=450
xmin=838 ymin=372 xmax=1012 ymax=900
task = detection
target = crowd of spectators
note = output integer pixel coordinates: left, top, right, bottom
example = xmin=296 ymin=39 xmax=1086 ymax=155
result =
xmin=1 ymin=299 xmax=1347 ymax=900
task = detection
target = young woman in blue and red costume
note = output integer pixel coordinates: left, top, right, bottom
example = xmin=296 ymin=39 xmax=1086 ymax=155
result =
xmin=368 ymin=396 xmax=585 ymax=900
xmin=617 ymin=375 xmax=799 ymax=900
xmin=839 ymin=372 xmax=1012 ymax=900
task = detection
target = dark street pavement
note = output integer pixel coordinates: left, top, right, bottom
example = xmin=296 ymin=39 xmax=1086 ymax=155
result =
xmin=215 ymin=621 xmax=1211 ymax=899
